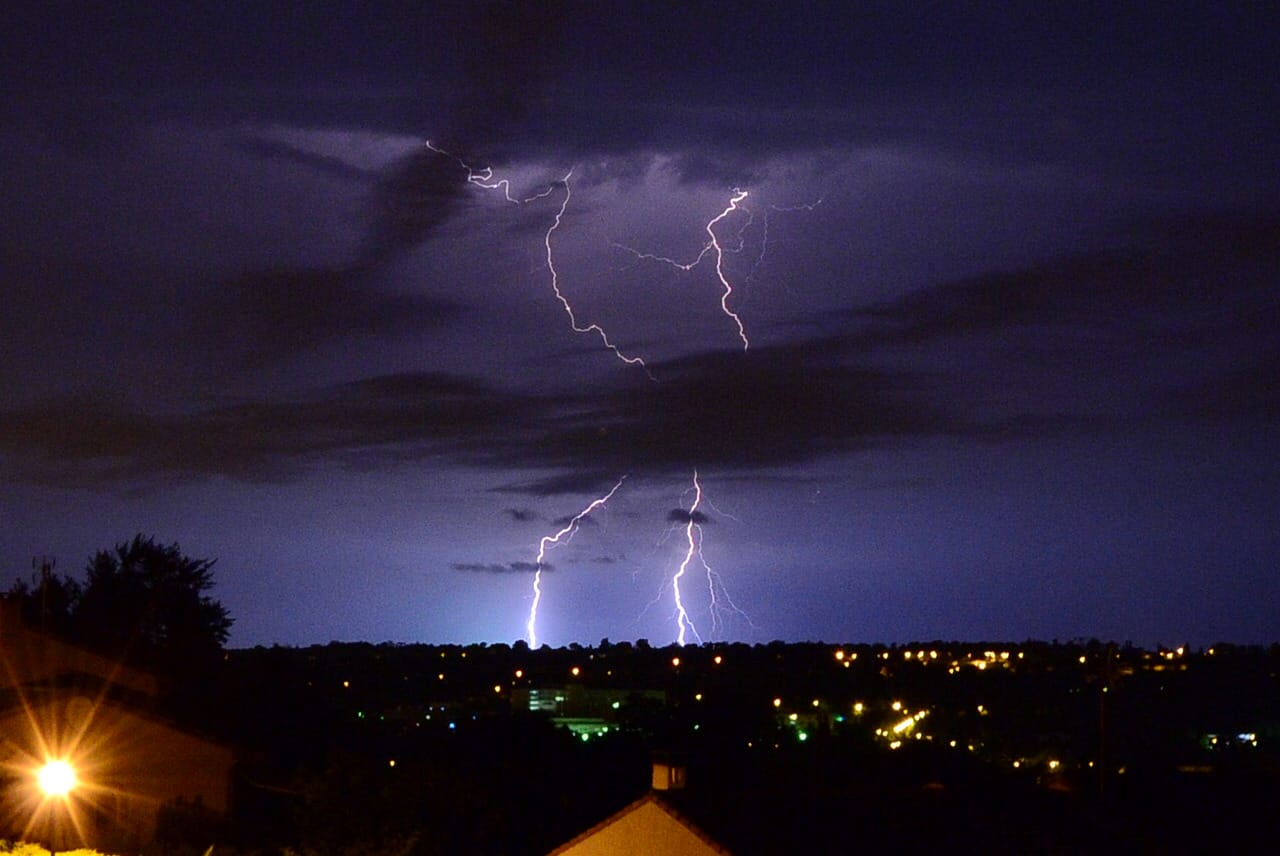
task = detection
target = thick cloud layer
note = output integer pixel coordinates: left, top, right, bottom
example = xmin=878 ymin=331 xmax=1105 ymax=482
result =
xmin=2 ymin=3 xmax=1277 ymax=647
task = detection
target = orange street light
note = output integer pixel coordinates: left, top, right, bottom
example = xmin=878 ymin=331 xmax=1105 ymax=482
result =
xmin=36 ymin=759 xmax=77 ymax=856
xmin=37 ymin=759 xmax=77 ymax=798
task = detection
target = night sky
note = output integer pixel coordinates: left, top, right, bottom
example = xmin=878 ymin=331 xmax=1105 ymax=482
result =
xmin=2 ymin=3 xmax=1277 ymax=648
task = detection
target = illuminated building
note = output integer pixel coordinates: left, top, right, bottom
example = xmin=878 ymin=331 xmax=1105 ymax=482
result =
xmin=511 ymin=684 xmax=666 ymax=739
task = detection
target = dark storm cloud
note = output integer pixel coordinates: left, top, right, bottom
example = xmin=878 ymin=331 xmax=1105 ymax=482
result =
xmin=451 ymin=561 xmax=543 ymax=575
xmin=4 ymin=206 xmax=1274 ymax=493
xmin=205 ymin=133 xmax=497 ymax=364
xmin=839 ymin=217 xmax=1280 ymax=376
xmin=358 ymin=146 xmax=471 ymax=263
xmin=448 ymin=3 xmax=1280 ymax=194
xmin=504 ymin=508 xmax=539 ymax=523
xmin=214 ymin=265 xmax=467 ymax=364
xmin=0 ymin=2 xmax=571 ymax=128
xmin=667 ymin=509 xmax=711 ymax=525
xmin=0 ymin=373 xmax=533 ymax=486
xmin=1164 ymin=348 xmax=1280 ymax=423
xmin=202 ymin=1 xmax=587 ymax=363
xmin=497 ymin=343 xmax=966 ymax=484
xmin=7 ymin=2 xmax=1276 ymax=189
xmin=229 ymin=136 xmax=375 ymax=183
xmin=850 ymin=215 xmax=1280 ymax=347
xmin=0 ymin=318 xmax=1113 ymax=492
xmin=552 ymin=514 xmax=600 ymax=529
xmin=2 ymin=1 xmax=580 ymax=371
xmin=493 ymin=468 xmax=634 ymax=498
xmin=0 ymin=338 xmax=950 ymax=488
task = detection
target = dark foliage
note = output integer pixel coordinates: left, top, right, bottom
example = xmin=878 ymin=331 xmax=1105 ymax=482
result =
xmin=6 ymin=535 xmax=232 ymax=674
xmin=76 ymin=535 xmax=232 ymax=669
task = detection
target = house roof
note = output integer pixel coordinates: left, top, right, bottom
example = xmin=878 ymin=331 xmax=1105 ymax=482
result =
xmin=547 ymin=792 xmax=731 ymax=856
xmin=0 ymin=602 xmax=158 ymax=697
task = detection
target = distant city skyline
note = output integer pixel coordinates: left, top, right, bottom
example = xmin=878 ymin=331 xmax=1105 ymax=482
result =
xmin=1 ymin=3 xmax=1277 ymax=647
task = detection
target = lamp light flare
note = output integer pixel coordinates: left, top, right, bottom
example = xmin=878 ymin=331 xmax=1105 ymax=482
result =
xmin=426 ymin=141 xmax=652 ymax=376
xmin=37 ymin=759 xmax=77 ymax=797
xmin=527 ymin=477 xmax=627 ymax=648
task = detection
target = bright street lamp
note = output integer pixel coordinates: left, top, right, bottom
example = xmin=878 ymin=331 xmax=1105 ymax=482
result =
xmin=36 ymin=759 xmax=78 ymax=856
xmin=37 ymin=760 xmax=77 ymax=797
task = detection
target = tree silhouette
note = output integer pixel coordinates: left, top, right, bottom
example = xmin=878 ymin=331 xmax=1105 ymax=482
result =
xmin=6 ymin=569 xmax=81 ymax=636
xmin=72 ymin=535 xmax=232 ymax=671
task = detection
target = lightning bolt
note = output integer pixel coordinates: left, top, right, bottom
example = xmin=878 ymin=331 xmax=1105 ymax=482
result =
xmin=424 ymin=143 xmax=791 ymax=645
xmin=527 ymin=476 xmax=627 ymax=648
xmin=426 ymin=140 xmax=553 ymax=204
xmin=659 ymin=470 xmax=755 ymax=645
xmin=748 ymin=198 xmax=825 ymax=283
xmin=427 ymin=141 xmax=652 ymax=376
xmin=708 ymin=190 xmax=752 ymax=350
xmin=671 ymin=471 xmax=704 ymax=645
xmin=543 ymin=174 xmax=654 ymax=378
xmin=613 ymin=189 xmax=753 ymax=349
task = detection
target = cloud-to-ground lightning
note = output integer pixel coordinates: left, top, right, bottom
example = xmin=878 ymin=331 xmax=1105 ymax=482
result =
xmin=671 ymin=471 xmax=704 ymax=645
xmin=426 ymin=141 xmax=651 ymax=376
xmin=527 ymin=476 xmax=627 ymax=648
xmin=663 ymin=471 xmax=755 ymax=645
xmin=426 ymin=143 xmax=776 ymax=643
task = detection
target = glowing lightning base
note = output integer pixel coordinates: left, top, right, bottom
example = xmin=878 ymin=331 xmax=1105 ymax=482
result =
xmin=527 ymin=477 xmax=627 ymax=648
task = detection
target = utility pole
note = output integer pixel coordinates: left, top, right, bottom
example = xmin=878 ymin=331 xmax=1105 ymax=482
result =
xmin=33 ymin=556 xmax=55 ymax=631
xmin=1099 ymin=642 xmax=1114 ymax=797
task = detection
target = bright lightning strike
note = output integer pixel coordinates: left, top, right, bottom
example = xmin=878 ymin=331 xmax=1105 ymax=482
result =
xmin=671 ymin=471 xmax=704 ymax=646
xmin=426 ymin=140 xmax=552 ymax=204
xmin=543 ymin=174 xmax=654 ymax=378
xmin=527 ymin=477 xmax=627 ymax=648
xmin=426 ymin=141 xmax=652 ymax=376
xmin=747 ymin=198 xmax=824 ymax=283
xmin=614 ymin=190 xmax=824 ymax=350
xmin=707 ymin=190 xmax=751 ymax=350
xmin=666 ymin=471 xmax=754 ymax=645
xmin=613 ymin=189 xmax=753 ymax=350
